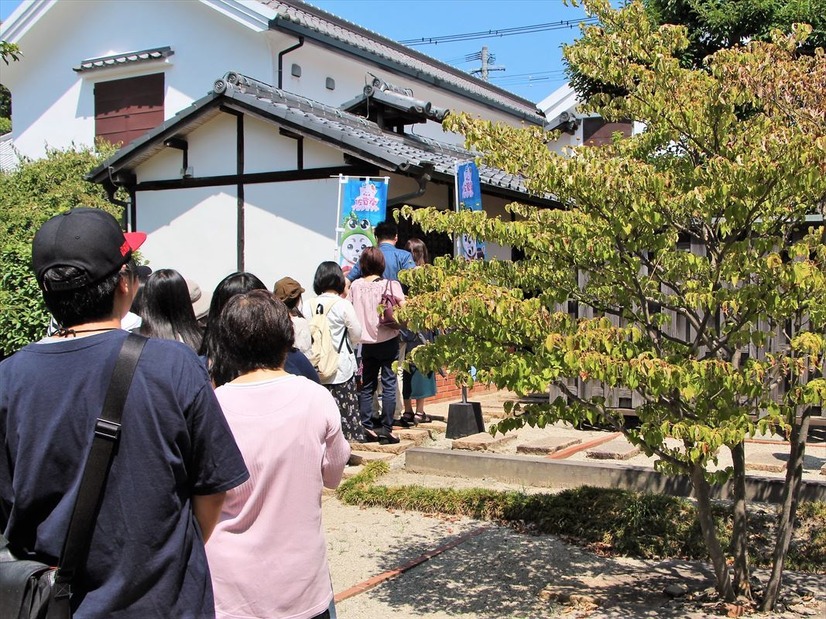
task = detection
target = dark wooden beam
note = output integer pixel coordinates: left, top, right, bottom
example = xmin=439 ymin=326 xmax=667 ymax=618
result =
xmin=135 ymin=165 xmax=381 ymax=191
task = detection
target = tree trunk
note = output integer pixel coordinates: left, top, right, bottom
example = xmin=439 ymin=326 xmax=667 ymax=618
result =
xmin=730 ymin=441 xmax=751 ymax=599
xmin=759 ymin=408 xmax=810 ymax=611
xmin=690 ymin=463 xmax=735 ymax=601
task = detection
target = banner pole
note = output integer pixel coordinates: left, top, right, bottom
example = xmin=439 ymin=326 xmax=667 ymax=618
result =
xmin=334 ymin=174 xmax=346 ymax=262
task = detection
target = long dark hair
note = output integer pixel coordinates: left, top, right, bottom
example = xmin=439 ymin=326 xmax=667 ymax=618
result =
xmin=199 ymin=272 xmax=268 ymax=369
xmin=212 ymin=290 xmax=294 ymax=387
xmin=139 ymin=269 xmax=202 ymax=352
xmin=405 ymin=238 xmax=429 ymax=267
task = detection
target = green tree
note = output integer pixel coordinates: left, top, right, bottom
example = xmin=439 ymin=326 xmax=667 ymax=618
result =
xmin=0 ymin=40 xmax=19 ymax=133
xmin=0 ymin=40 xmax=20 ymax=65
xmin=400 ymin=0 xmax=825 ymax=610
xmin=0 ymin=144 xmax=122 ymax=356
xmin=570 ymin=0 xmax=826 ymax=100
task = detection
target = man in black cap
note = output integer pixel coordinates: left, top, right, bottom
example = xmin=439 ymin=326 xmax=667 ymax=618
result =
xmin=0 ymin=208 xmax=249 ymax=617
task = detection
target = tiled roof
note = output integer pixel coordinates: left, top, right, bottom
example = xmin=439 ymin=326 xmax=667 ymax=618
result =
xmin=260 ymin=1 xmax=546 ymax=125
xmin=73 ymin=46 xmax=174 ymax=73
xmin=88 ymin=72 xmax=555 ymax=206
xmin=215 ymin=73 xmax=539 ymax=196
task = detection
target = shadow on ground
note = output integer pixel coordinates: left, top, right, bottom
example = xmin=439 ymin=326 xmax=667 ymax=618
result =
xmin=351 ymin=523 xmax=722 ymax=618
xmin=340 ymin=518 xmax=826 ymax=618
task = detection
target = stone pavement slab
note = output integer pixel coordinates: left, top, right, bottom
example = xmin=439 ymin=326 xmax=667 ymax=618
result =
xmin=351 ymin=439 xmax=416 ymax=455
xmin=348 ymin=450 xmax=397 ymax=466
xmin=586 ymin=437 xmax=641 ymax=460
xmin=746 ymin=452 xmax=787 ymax=473
xmin=517 ymin=436 xmax=582 ymax=455
xmin=394 ymin=428 xmax=431 ymax=446
xmin=451 ymin=432 xmax=517 ymax=452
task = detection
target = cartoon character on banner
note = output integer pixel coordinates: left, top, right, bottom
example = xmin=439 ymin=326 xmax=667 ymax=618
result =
xmin=458 ymin=205 xmax=486 ymax=261
xmin=339 ymin=212 xmax=377 ymax=273
xmin=458 ymin=165 xmax=485 ymax=260
xmin=462 ymin=233 xmax=485 ymax=260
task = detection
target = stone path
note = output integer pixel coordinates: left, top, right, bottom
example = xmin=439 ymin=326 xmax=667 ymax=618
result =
xmin=348 ymin=390 xmax=826 ymax=486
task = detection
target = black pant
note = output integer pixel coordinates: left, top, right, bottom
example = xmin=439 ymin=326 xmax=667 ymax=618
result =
xmin=359 ymin=336 xmax=399 ymax=432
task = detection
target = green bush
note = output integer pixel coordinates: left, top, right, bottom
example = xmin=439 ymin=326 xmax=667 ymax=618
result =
xmin=0 ymin=144 xmax=120 ymax=356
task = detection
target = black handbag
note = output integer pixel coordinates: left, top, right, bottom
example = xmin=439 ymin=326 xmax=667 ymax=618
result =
xmin=0 ymin=334 xmax=146 ymax=619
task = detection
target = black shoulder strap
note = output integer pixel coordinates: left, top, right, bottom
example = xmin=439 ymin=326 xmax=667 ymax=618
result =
xmin=54 ymin=333 xmax=147 ymax=588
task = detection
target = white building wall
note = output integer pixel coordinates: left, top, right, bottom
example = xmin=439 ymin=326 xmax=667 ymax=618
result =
xmin=3 ymin=1 xmax=541 ymax=161
xmin=245 ymin=178 xmax=341 ymax=298
xmin=135 ymin=187 xmax=238 ymax=292
xmin=270 ymin=40 xmax=535 ymax=144
xmin=131 ymin=107 xmax=351 ymax=297
xmin=3 ymin=0 xmax=272 ymax=160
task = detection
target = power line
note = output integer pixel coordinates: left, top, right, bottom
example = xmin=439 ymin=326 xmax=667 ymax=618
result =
xmin=489 ymin=69 xmax=568 ymax=80
xmin=399 ymin=17 xmax=598 ymax=46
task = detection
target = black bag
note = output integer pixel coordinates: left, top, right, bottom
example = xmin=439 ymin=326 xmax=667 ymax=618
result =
xmin=0 ymin=538 xmax=67 ymax=619
xmin=0 ymin=334 xmax=146 ymax=619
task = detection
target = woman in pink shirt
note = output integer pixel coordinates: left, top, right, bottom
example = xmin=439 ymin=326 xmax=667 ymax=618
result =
xmin=206 ymin=290 xmax=350 ymax=619
xmin=348 ymin=247 xmax=405 ymax=444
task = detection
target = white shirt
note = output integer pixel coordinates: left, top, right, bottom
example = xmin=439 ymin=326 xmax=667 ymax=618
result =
xmin=291 ymin=315 xmax=313 ymax=358
xmin=308 ymin=293 xmax=363 ymax=384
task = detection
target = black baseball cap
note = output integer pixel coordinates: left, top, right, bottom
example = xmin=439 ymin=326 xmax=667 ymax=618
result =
xmin=32 ymin=207 xmax=147 ymax=292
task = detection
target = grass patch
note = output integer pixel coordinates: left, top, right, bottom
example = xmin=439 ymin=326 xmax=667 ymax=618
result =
xmin=337 ymin=461 xmax=826 ymax=572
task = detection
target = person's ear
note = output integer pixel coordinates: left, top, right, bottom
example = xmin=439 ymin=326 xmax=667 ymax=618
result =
xmin=117 ymin=269 xmax=132 ymax=294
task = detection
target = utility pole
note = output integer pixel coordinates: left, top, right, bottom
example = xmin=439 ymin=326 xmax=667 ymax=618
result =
xmin=469 ymin=46 xmax=505 ymax=81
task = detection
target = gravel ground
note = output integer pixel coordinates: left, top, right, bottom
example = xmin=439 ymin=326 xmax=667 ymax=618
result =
xmin=323 ymin=489 xmax=826 ymax=619
xmin=322 ymin=390 xmax=825 ymax=618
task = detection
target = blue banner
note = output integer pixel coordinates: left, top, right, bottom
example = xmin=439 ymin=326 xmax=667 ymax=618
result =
xmin=338 ymin=177 xmax=388 ymax=273
xmin=455 ymin=161 xmax=485 ymax=260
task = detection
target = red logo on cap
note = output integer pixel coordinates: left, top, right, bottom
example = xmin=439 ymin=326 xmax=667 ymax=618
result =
xmin=120 ymin=239 xmax=130 ymax=257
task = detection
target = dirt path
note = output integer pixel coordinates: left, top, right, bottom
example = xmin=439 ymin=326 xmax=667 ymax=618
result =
xmin=323 ymin=492 xmax=826 ymax=618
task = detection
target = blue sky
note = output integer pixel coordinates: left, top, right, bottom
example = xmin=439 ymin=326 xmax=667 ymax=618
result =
xmin=1 ymin=0 xmax=591 ymax=103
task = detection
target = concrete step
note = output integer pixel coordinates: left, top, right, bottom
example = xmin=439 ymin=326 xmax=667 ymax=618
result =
xmin=394 ymin=428 xmax=432 ymax=446
xmin=350 ymin=439 xmax=416 ymax=455
xmin=348 ymin=450 xmax=397 ymax=466
xmin=412 ymin=420 xmax=447 ymax=434
xmin=517 ymin=437 xmax=582 ymax=456
xmin=452 ymin=432 xmax=517 ymax=452
xmin=586 ymin=437 xmax=640 ymax=461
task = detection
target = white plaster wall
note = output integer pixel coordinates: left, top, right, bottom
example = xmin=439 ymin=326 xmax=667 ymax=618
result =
xmin=548 ymin=129 xmax=582 ymax=154
xmin=244 ymin=177 xmax=341 ymax=304
xmin=4 ymin=0 xmax=272 ymax=160
xmin=243 ymin=114 xmax=345 ymax=174
xmin=185 ymin=113 xmax=245 ymax=178
xmin=134 ymin=187 xmax=239 ymax=294
xmin=5 ymin=1 xmax=539 ymax=161
xmin=301 ymin=136 xmax=347 ymax=169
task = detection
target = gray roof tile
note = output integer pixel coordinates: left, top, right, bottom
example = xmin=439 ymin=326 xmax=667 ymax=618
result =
xmin=73 ymin=46 xmax=174 ymax=73
xmin=88 ymin=72 xmax=555 ymax=206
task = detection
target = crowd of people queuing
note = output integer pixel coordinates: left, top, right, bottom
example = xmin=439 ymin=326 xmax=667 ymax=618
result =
xmin=0 ymin=209 xmax=436 ymax=618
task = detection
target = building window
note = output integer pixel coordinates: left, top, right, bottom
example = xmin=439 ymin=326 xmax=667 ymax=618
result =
xmin=95 ymin=73 xmax=164 ymax=146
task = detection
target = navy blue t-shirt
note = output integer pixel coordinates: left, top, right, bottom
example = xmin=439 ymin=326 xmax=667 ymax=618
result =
xmin=0 ymin=331 xmax=249 ymax=618
xmin=284 ymin=348 xmax=320 ymax=383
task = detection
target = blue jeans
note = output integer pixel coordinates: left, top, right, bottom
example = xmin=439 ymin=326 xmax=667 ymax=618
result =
xmin=359 ymin=337 xmax=399 ymax=432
